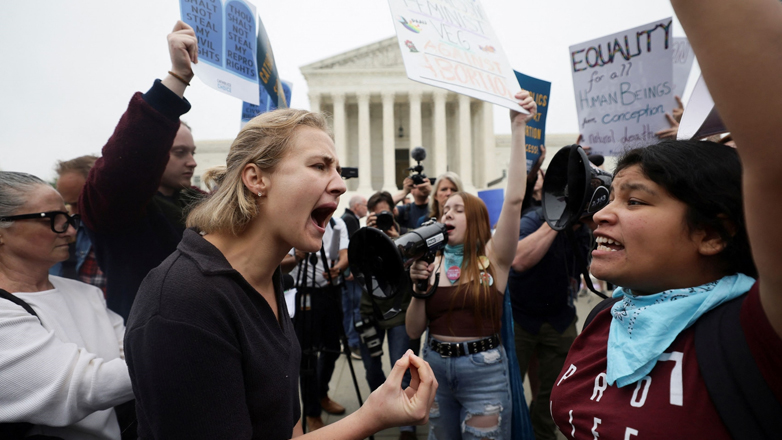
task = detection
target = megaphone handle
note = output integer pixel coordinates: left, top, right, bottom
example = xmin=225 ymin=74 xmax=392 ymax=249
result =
xmin=412 ymin=273 xmax=440 ymax=299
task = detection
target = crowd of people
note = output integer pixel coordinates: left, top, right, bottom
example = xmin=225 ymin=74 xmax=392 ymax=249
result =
xmin=1 ymin=0 xmax=781 ymax=438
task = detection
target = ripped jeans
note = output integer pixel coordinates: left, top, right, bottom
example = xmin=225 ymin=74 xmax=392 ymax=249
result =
xmin=423 ymin=338 xmax=512 ymax=439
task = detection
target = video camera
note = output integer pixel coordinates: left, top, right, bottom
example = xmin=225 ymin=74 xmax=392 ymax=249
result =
xmin=542 ymin=144 xmax=612 ymax=231
xmin=340 ymin=167 xmax=358 ymax=179
xmin=408 ymin=147 xmax=436 ymax=186
xmin=348 ymin=219 xmax=449 ymax=320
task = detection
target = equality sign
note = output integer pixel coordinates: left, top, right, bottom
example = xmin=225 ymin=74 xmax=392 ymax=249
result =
xmin=241 ymin=80 xmax=292 ymax=128
xmin=180 ymin=0 xmax=261 ymax=104
xmin=672 ymin=37 xmax=696 ymax=99
xmin=570 ymin=18 xmax=675 ymax=155
xmin=514 ymin=71 xmax=551 ymax=172
xmin=387 ymin=0 xmax=527 ymax=114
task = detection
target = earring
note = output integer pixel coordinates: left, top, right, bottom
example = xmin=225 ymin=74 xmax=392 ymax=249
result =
xmin=257 ymin=192 xmax=263 ymax=197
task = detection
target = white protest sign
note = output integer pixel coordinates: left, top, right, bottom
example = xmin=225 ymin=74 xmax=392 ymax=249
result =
xmin=677 ymin=75 xmax=726 ymax=140
xmin=387 ymin=0 xmax=527 ymax=114
xmin=672 ymin=37 xmax=696 ymax=99
xmin=570 ymin=18 xmax=675 ymax=155
xmin=180 ymin=0 xmax=261 ymax=104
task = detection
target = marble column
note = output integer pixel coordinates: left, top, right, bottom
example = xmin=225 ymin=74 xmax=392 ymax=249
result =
xmin=458 ymin=94 xmax=475 ymax=191
xmin=309 ymin=92 xmax=321 ymax=114
xmin=357 ymin=92 xmax=373 ymax=193
xmin=332 ymin=92 xmax=347 ymax=165
xmin=433 ymin=90 xmax=448 ymax=177
xmin=382 ymin=91 xmax=397 ymax=192
xmin=409 ymin=90 xmax=422 ymax=168
xmin=482 ymin=101 xmax=496 ymax=189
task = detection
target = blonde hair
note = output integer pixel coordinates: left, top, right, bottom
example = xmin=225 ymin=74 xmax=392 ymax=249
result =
xmin=429 ymin=172 xmax=464 ymax=220
xmin=187 ymin=108 xmax=330 ymax=235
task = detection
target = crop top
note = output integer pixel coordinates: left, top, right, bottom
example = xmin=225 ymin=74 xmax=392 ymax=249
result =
xmin=425 ymin=283 xmax=503 ymax=337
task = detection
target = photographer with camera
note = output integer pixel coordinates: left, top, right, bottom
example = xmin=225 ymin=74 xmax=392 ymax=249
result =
xmin=290 ymin=216 xmax=349 ymax=431
xmin=393 ymin=148 xmax=433 ymax=231
xmin=360 ymin=191 xmax=418 ymax=440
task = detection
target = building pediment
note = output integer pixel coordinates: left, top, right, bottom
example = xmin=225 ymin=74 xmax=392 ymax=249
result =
xmin=301 ymin=37 xmax=404 ymax=73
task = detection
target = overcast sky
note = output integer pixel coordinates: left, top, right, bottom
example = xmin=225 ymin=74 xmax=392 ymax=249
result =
xmin=0 ymin=0 xmax=687 ymax=181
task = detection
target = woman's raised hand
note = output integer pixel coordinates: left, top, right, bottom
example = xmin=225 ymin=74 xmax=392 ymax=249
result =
xmin=509 ymin=90 xmax=538 ymax=127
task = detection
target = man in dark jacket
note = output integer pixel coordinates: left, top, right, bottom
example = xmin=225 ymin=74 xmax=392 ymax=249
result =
xmin=341 ymin=195 xmax=367 ymax=355
xmin=508 ymin=207 xmax=592 ymax=440
xmin=79 ymin=22 xmax=203 ymax=321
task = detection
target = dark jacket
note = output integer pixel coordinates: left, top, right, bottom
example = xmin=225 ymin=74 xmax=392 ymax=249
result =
xmin=125 ymin=229 xmax=301 ymax=440
xmin=508 ymin=208 xmax=592 ymax=334
xmin=79 ymin=80 xmax=203 ymax=320
xmin=341 ymin=208 xmax=360 ymax=238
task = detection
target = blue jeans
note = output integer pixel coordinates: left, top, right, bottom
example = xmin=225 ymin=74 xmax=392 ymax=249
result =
xmin=342 ymin=280 xmax=362 ymax=348
xmin=423 ymin=339 xmax=512 ymax=440
xmin=358 ymin=322 xmax=415 ymax=433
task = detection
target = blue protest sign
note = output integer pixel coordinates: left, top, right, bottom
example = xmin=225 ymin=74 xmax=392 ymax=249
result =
xmin=514 ymin=71 xmax=551 ymax=172
xmin=253 ymin=14 xmax=287 ymax=109
xmin=180 ymin=0 xmax=261 ymax=104
xmin=478 ymin=188 xmax=504 ymax=229
xmin=241 ymin=80 xmax=292 ymax=127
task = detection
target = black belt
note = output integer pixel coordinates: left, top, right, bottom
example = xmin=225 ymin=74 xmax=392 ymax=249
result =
xmin=429 ymin=335 xmax=501 ymax=357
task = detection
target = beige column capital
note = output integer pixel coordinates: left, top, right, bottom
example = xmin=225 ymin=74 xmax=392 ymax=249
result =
xmin=357 ymin=92 xmax=373 ymax=193
xmin=458 ymin=94 xmax=475 ymax=191
xmin=382 ymin=92 xmax=397 ymax=192
xmin=433 ymin=91 xmax=448 ymax=177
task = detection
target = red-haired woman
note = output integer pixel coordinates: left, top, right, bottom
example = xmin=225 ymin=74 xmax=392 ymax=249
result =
xmin=406 ymin=91 xmax=536 ymax=439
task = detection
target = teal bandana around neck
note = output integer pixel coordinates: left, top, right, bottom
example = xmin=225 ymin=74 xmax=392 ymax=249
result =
xmin=443 ymin=244 xmax=464 ymax=285
xmin=606 ymin=273 xmax=756 ymax=388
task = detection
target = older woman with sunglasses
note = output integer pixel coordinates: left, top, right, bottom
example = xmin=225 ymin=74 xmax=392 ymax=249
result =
xmin=0 ymin=172 xmax=133 ymax=440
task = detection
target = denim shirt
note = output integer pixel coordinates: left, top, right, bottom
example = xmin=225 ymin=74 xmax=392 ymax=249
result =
xmin=49 ymin=226 xmax=92 ymax=277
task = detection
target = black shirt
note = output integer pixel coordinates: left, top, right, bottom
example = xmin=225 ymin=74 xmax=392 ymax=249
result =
xmin=125 ymin=229 xmax=301 ymax=440
xmin=508 ymin=209 xmax=592 ymax=334
xmin=342 ymin=208 xmax=360 ymax=238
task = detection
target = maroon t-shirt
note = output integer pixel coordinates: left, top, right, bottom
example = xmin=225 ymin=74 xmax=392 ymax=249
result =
xmin=550 ymin=283 xmax=782 ymax=439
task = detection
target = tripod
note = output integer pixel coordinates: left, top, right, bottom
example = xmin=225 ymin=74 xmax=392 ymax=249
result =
xmin=294 ymin=248 xmax=373 ymax=439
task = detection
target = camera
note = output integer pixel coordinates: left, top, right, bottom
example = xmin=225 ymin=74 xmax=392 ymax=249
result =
xmin=375 ymin=210 xmax=394 ymax=232
xmin=340 ymin=167 xmax=358 ymax=179
xmin=354 ymin=316 xmax=383 ymax=357
xmin=408 ymin=147 xmax=436 ymax=186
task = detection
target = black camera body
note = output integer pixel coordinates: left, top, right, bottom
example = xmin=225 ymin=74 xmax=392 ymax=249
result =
xmin=354 ymin=316 xmax=382 ymax=357
xmin=376 ymin=210 xmax=395 ymax=232
xmin=408 ymin=146 xmax=435 ymax=186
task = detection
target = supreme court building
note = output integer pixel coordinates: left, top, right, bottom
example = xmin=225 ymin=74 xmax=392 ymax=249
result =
xmin=193 ymin=37 xmax=582 ymax=199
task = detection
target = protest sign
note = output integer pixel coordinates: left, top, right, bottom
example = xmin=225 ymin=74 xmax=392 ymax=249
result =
xmin=180 ymin=0 xmax=260 ymax=104
xmin=672 ymin=37 xmax=696 ymax=99
xmin=241 ymin=80 xmax=292 ymax=128
xmin=570 ymin=18 xmax=675 ymax=155
xmin=677 ymin=75 xmax=726 ymax=140
xmin=478 ymin=188 xmax=503 ymax=229
xmin=253 ymin=13 xmax=287 ymax=109
xmin=387 ymin=0 xmax=527 ymax=114
xmin=514 ymin=71 xmax=551 ymax=172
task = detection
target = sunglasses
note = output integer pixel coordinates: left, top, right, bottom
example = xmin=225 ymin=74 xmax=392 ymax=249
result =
xmin=0 ymin=211 xmax=81 ymax=233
